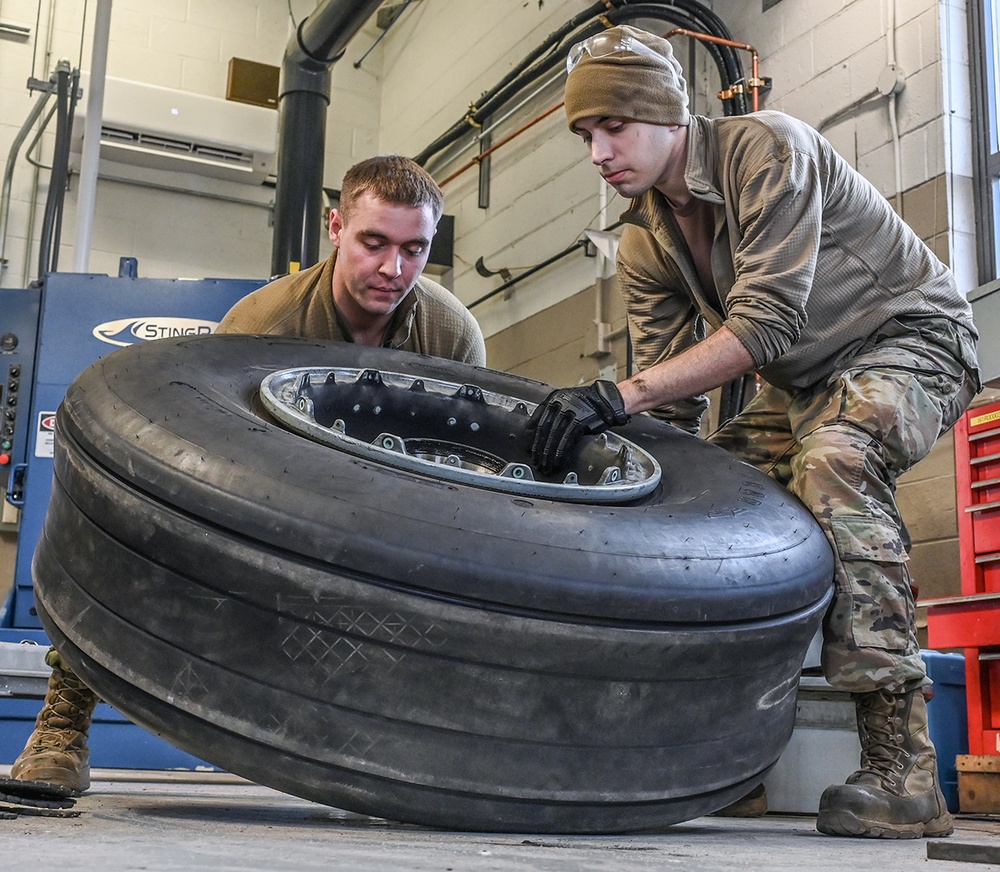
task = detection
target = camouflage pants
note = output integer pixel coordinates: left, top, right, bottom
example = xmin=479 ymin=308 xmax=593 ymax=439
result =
xmin=709 ymin=317 xmax=978 ymax=693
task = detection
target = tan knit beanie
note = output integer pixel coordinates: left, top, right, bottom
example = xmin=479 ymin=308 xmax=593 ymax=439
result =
xmin=564 ymin=25 xmax=690 ymax=129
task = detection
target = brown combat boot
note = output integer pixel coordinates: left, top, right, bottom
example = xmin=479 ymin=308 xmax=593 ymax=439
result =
xmin=816 ymin=687 xmax=953 ymax=838
xmin=10 ymin=650 xmax=99 ymax=795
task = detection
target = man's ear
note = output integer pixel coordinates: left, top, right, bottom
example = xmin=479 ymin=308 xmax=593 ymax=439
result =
xmin=329 ymin=208 xmax=344 ymax=247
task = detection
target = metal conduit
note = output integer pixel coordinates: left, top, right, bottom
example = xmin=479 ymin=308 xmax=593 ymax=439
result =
xmin=36 ymin=62 xmax=78 ymax=281
xmin=412 ymin=0 xmax=748 ymax=169
xmin=0 ymin=82 xmax=54 ymax=279
xmin=437 ymin=28 xmax=762 ymax=192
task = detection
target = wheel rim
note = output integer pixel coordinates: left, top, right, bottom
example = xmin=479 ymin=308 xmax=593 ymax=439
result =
xmin=260 ymin=366 xmax=662 ymax=503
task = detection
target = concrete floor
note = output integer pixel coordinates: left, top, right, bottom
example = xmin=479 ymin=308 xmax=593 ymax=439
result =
xmin=3 ymin=771 xmax=1000 ymax=871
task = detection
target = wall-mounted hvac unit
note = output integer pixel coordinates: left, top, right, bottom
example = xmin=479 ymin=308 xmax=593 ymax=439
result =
xmin=71 ymin=73 xmax=278 ymax=185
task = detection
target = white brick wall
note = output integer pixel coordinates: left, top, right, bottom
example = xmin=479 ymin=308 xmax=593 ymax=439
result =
xmin=719 ymin=0 xmax=973 ymax=288
xmin=939 ymin=0 xmax=976 ymax=293
xmin=0 ymin=0 xmax=381 ymax=287
xmin=376 ymin=0 xmax=611 ymax=334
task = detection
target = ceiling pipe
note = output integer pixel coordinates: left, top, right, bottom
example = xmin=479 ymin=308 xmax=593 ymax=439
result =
xmin=270 ymin=0 xmax=383 ymax=279
xmin=664 ymin=28 xmax=762 ymax=112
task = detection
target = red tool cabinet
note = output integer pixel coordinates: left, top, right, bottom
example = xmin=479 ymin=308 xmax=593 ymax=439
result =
xmin=926 ymin=399 xmax=1000 ymax=757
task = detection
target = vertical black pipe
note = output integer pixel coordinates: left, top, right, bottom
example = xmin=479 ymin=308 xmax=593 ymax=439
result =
xmin=37 ymin=62 xmax=73 ymax=280
xmin=271 ymin=62 xmax=330 ymax=277
xmin=477 ymin=117 xmax=491 ymax=210
xmin=969 ymin=0 xmax=995 ymax=285
xmin=49 ymin=68 xmax=82 ymax=273
xmin=270 ymin=0 xmax=384 ymax=278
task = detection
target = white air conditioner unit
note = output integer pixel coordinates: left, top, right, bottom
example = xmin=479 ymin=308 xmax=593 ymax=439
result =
xmin=71 ymin=73 xmax=278 ymax=185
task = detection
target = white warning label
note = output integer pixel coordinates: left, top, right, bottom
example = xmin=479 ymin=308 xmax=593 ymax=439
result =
xmin=34 ymin=412 xmax=57 ymax=458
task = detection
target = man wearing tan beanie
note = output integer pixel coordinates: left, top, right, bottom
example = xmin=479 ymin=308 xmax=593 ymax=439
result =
xmin=528 ymin=24 xmax=981 ymax=840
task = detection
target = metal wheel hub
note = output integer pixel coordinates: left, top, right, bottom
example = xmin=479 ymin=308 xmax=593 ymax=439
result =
xmin=259 ymin=367 xmax=661 ymax=503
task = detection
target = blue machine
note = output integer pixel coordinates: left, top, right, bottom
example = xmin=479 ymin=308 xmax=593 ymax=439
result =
xmin=0 ymin=288 xmax=39 ymax=516
xmin=0 ymin=263 xmax=265 ymax=769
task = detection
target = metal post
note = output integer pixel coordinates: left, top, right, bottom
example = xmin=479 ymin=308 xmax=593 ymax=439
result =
xmin=73 ymin=0 xmax=113 ymax=273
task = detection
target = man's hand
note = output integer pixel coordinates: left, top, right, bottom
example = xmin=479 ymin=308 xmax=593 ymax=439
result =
xmin=527 ymin=380 xmax=630 ymax=473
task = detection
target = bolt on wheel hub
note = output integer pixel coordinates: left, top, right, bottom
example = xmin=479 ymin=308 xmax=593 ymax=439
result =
xmin=259 ymin=367 xmax=661 ymax=504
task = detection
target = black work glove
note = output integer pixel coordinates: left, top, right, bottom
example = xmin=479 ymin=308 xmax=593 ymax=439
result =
xmin=527 ymin=380 xmax=630 ymax=474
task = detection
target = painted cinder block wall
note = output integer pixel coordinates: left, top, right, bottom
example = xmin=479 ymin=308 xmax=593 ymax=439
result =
xmin=0 ymin=2 xmax=976 ymax=317
xmin=373 ymin=0 xmax=977 ymax=323
xmin=0 ymin=0 xmax=383 ymax=288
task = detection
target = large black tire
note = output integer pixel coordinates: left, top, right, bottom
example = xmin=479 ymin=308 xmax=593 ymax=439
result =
xmin=33 ymin=335 xmax=833 ymax=833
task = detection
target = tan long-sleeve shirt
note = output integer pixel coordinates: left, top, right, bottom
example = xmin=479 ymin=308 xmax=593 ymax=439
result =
xmin=217 ymin=252 xmax=486 ymax=368
xmin=618 ymin=111 xmax=979 ymax=430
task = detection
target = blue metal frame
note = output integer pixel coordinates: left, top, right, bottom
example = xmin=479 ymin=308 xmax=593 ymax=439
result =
xmin=4 ymin=268 xmax=264 ymax=628
xmin=0 ymin=289 xmax=40 ymax=515
xmin=0 ymin=266 xmax=265 ymax=770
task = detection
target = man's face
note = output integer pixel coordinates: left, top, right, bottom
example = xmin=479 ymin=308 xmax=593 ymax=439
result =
xmin=329 ymin=192 xmax=437 ymax=322
xmin=572 ymin=117 xmax=684 ymax=198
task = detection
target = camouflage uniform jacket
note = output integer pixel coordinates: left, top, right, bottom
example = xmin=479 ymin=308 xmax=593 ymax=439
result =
xmin=217 ymin=251 xmax=486 ymax=367
xmin=617 ymin=110 xmax=979 ymax=432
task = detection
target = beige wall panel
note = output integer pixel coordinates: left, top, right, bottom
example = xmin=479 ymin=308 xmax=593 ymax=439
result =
xmin=0 ymin=529 xmax=15 ymax=606
xmin=971 ymin=387 xmax=1000 ymax=408
xmin=901 ymin=176 xmax=949 ymax=241
xmin=897 ymin=427 xmax=958 ymax=571
xmin=486 ymin=283 xmax=628 ymax=386
xmin=910 ymin=538 xmax=963 ymax=603
xmin=485 ymin=287 xmax=595 ymax=374
xmin=897 ymin=476 xmax=959 ymax=544
xmin=899 ymin=429 xmax=957 ymax=484
xmin=913 ymin=538 xmax=963 ymax=649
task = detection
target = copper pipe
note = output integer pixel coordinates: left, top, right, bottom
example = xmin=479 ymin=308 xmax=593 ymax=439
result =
xmin=664 ymin=27 xmax=762 ymax=112
xmin=439 ymin=99 xmax=565 ymax=187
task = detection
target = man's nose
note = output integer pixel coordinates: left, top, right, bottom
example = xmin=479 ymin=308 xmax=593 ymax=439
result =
xmin=379 ymin=250 xmax=402 ymax=277
xmin=590 ymin=138 xmax=611 ymax=165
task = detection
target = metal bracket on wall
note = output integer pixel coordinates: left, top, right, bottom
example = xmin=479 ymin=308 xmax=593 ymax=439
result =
xmin=969 ymin=279 xmax=1000 ymax=386
xmin=0 ymin=22 xmax=30 ymax=40
xmin=377 ymin=0 xmax=422 ymax=29
xmin=478 ymin=117 xmax=492 ymax=210
xmin=26 ymin=75 xmax=81 ymax=100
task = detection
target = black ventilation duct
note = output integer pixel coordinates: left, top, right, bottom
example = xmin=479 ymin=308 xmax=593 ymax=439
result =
xmin=270 ymin=0 xmax=383 ymax=278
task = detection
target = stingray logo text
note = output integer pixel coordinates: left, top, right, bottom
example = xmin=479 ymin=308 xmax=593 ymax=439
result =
xmin=92 ymin=317 xmax=217 ymax=347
